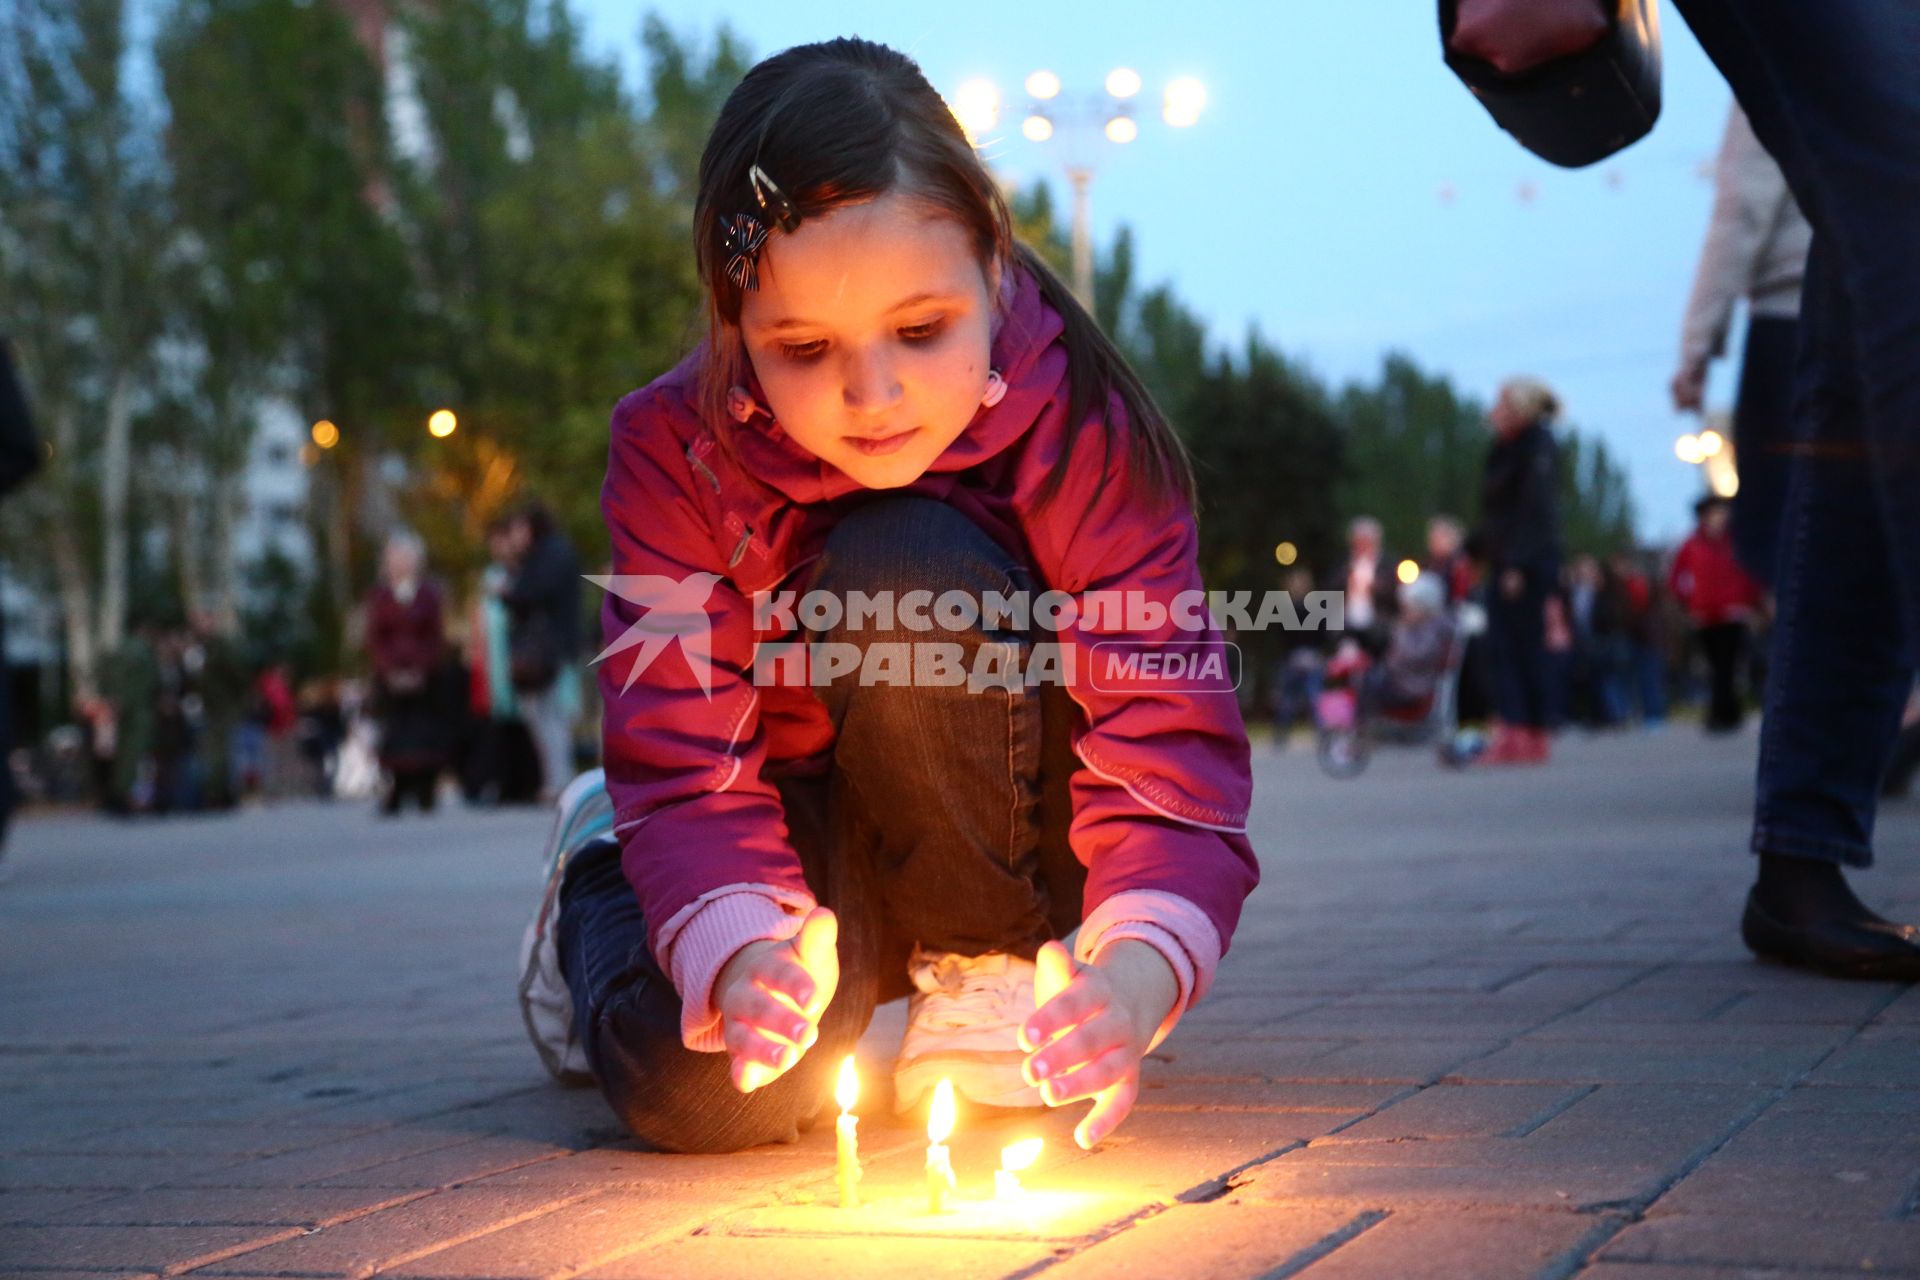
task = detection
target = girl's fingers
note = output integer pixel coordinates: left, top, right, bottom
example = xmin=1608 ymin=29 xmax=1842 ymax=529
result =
xmin=755 ymin=955 xmax=817 ymax=1018
xmin=1039 ymin=1044 xmax=1133 ymax=1106
xmin=1034 ymin=939 xmax=1076 ymax=1006
xmin=1022 ymin=974 xmax=1105 ymax=1053
xmin=724 ymin=1020 xmax=797 ymax=1089
xmin=729 ymin=984 xmax=811 ymax=1047
xmin=1022 ymin=1011 xmax=1124 ymax=1087
xmin=1075 ymin=1073 xmax=1140 ymax=1150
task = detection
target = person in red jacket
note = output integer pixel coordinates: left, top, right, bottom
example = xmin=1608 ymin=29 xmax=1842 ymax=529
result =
xmin=1668 ymin=495 xmax=1762 ymax=733
xmin=516 ymin=38 xmax=1258 ymax=1156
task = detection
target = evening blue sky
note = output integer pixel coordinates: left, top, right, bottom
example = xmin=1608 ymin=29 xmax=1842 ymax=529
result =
xmin=585 ymin=1 xmax=1742 ymax=543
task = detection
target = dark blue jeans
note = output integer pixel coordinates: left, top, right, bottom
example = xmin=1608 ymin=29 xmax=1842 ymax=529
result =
xmin=1672 ymin=0 xmax=1920 ymax=867
xmin=1731 ymin=315 xmax=1798 ymax=589
xmin=558 ymin=496 xmax=1085 ymax=1152
xmin=1486 ymin=576 xmax=1553 ymax=730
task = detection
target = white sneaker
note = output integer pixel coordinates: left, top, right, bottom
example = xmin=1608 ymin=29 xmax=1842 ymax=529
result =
xmin=893 ymin=948 xmax=1043 ymax=1113
xmin=517 ymin=768 xmax=615 ymax=1083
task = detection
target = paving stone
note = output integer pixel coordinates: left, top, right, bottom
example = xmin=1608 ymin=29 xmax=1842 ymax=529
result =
xmin=1808 ymin=1026 xmax=1920 ymax=1089
xmin=164 ymin=1129 xmax=493 ymax=1189
xmin=379 ymin=1190 xmax=714 ymax=1279
xmin=1655 ymin=1108 xmax=1920 ymax=1220
xmin=0 ymin=1191 xmax=115 ymax=1225
xmin=1039 ymin=1198 xmax=1365 ymax=1280
xmin=0 ymin=1154 xmax=235 ymax=1192
xmin=1449 ymin=1039 xmax=1829 ymax=1086
xmin=1600 ymin=1212 xmax=1920 ymax=1273
xmin=190 ymin=1187 xmax=590 ymax=1276
xmin=1329 ymin=1084 xmax=1589 ymax=1142
xmin=1290 ymin=1208 xmax=1606 ymax=1279
xmin=1230 ymin=1145 xmax=1669 ymax=1212
xmin=44 ymin=1186 xmax=428 ymax=1227
xmin=0 ymin=1223 xmax=300 ymax=1273
xmin=579 ymin=1233 xmax=1052 ymax=1280
xmin=309 ymin=1135 xmax=570 ymax=1189
xmin=1132 ymin=1080 xmax=1403 ymax=1115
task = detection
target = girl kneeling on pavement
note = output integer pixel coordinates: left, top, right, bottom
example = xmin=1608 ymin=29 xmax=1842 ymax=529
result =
xmin=518 ymin=37 xmax=1260 ymax=1154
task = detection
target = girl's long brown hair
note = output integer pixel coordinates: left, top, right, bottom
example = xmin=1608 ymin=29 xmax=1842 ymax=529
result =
xmin=692 ymin=37 xmax=1197 ymax=514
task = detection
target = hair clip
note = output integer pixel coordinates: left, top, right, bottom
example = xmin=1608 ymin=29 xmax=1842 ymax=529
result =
xmin=719 ymin=212 xmax=770 ymax=291
xmin=748 ymin=164 xmax=801 ymax=233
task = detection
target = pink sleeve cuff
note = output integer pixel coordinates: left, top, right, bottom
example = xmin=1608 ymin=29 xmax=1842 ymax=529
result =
xmin=663 ymin=887 xmax=813 ymax=1052
xmin=1075 ymin=890 xmax=1224 ymax=1042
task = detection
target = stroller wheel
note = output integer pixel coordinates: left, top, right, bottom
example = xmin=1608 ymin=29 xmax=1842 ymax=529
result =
xmin=1438 ymin=728 xmax=1486 ymax=769
xmin=1316 ymin=727 xmax=1371 ymax=779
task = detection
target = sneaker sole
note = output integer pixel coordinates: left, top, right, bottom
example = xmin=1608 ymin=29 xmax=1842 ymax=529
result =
xmin=517 ymin=769 xmax=614 ymax=1083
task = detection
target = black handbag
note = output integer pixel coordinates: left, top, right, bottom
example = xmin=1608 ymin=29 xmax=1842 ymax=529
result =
xmin=1441 ymin=0 xmax=1663 ymax=169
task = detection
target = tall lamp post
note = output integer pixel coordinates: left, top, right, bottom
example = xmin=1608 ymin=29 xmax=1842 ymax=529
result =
xmin=949 ymin=69 xmax=1206 ymax=310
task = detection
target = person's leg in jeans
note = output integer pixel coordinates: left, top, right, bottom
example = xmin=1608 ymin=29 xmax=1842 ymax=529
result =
xmin=1731 ymin=316 xmax=1798 ymax=590
xmin=803 ymin=495 xmax=1085 ymax=1109
xmin=1671 ymin=0 xmax=1920 ymax=974
xmin=557 ymin=494 xmax=1085 ymax=1146
xmin=1698 ymin=622 xmax=1744 ymax=732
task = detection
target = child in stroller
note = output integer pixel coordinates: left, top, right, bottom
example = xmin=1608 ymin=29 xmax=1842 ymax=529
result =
xmin=1316 ymin=573 xmax=1481 ymax=776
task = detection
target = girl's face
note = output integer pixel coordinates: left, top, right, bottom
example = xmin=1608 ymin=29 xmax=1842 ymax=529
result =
xmin=737 ymin=189 xmax=997 ymax=489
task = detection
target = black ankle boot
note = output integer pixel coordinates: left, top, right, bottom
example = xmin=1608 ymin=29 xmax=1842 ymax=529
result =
xmin=1743 ymin=854 xmax=1920 ymax=980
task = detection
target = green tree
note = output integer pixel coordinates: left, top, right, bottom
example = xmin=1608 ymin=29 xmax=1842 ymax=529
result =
xmin=1 ymin=0 xmax=173 ymax=698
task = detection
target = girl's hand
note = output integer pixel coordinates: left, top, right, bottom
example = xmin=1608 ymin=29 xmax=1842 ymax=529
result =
xmin=713 ymin=907 xmax=839 ymax=1094
xmin=1019 ymin=939 xmax=1179 ymax=1150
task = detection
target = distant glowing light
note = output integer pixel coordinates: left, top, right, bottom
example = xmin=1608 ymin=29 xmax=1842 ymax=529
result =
xmin=1105 ymin=116 xmax=1139 ymax=144
xmin=1026 ymin=70 xmax=1061 ymax=100
xmin=1163 ymin=76 xmax=1207 ymax=127
xmin=1275 ymin=541 xmax=1299 ymax=567
xmin=951 ymin=79 xmax=1001 ymax=139
xmin=310 ymin=419 xmax=340 ymax=449
xmin=1106 ymin=67 xmax=1142 ymax=99
xmin=428 ymin=409 xmax=458 ymax=438
xmin=1397 ymin=559 xmax=1421 ymax=586
xmin=1023 ymin=114 xmax=1054 ymax=142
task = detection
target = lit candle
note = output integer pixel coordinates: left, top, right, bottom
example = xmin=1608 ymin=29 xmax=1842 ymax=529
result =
xmin=925 ymin=1079 xmax=957 ymax=1214
xmin=834 ymin=1056 xmax=861 ymax=1210
xmin=995 ymin=1137 xmax=1043 ymax=1202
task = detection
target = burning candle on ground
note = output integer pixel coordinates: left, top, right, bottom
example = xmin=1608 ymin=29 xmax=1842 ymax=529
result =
xmin=834 ymin=1056 xmax=861 ymax=1209
xmin=995 ymin=1137 xmax=1043 ymax=1202
xmin=925 ymin=1079 xmax=957 ymax=1214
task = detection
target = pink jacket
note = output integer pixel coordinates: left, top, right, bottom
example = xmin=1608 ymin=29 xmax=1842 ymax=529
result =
xmin=598 ymin=262 xmax=1260 ymax=1049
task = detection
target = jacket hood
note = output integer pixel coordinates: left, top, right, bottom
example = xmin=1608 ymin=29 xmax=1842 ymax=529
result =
xmin=698 ymin=260 xmax=1068 ymax=507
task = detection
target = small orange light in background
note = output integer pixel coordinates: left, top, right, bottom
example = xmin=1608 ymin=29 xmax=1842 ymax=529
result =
xmin=1397 ymin=559 xmax=1420 ymax=586
xmin=310 ymin=419 xmax=339 ymax=449
xmin=1275 ymin=541 xmax=1299 ymax=567
xmin=428 ymin=409 xmax=457 ymax=439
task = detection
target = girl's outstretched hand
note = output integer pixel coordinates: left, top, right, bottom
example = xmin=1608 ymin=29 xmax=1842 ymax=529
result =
xmin=713 ymin=907 xmax=839 ymax=1094
xmin=1019 ymin=938 xmax=1179 ymax=1150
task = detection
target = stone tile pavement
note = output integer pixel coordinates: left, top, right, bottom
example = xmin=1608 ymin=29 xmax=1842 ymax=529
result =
xmin=4 ymin=724 xmax=1920 ymax=1278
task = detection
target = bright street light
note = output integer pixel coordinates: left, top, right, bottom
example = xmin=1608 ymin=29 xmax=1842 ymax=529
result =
xmin=1022 ymin=114 xmax=1054 ymax=142
xmin=1675 ymin=433 xmax=1705 ymax=464
xmin=1164 ymin=76 xmax=1207 ymax=127
xmin=310 ymin=419 xmax=340 ymax=449
xmin=1025 ymin=69 xmax=1061 ymax=100
xmin=950 ymin=78 xmax=1000 ymax=139
xmin=1105 ymin=67 xmax=1142 ymax=99
xmin=1275 ymin=541 xmax=1299 ymax=567
xmin=428 ymin=408 xmax=458 ymax=439
xmin=1105 ymin=116 xmax=1139 ymax=144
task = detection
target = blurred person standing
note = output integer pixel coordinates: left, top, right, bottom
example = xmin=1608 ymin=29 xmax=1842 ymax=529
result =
xmin=1330 ymin=516 xmax=1396 ymax=654
xmin=502 ymin=501 xmax=583 ymax=803
xmin=0 ymin=340 xmax=41 ymax=867
xmin=1475 ymin=377 xmax=1564 ymax=764
xmin=1669 ymin=495 xmax=1762 ymax=734
xmin=1611 ymin=551 xmax=1668 ymax=728
xmin=366 ymin=530 xmax=450 ymax=815
xmin=1425 ymin=515 xmax=1473 ymax=604
xmin=1672 ymin=104 xmax=1810 ymax=590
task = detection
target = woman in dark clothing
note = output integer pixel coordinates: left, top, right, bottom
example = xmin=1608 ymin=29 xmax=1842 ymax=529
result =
xmin=366 ymin=531 xmax=450 ymax=815
xmin=1475 ymin=377 xmax=1565 ymax=765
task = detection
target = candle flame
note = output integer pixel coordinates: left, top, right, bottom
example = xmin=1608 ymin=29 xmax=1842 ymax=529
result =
xmin=927 ymin=1079 xmax=956 ymax=1143
xmin=1001 ymin=1137 xmax=1043 ymax=1172
xmin=835 ymin=1055 xmax=859 ymax=1112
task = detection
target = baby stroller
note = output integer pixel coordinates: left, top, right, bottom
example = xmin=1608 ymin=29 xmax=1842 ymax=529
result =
xmin=1314 ymin=596 xmax=1486 ymax=779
